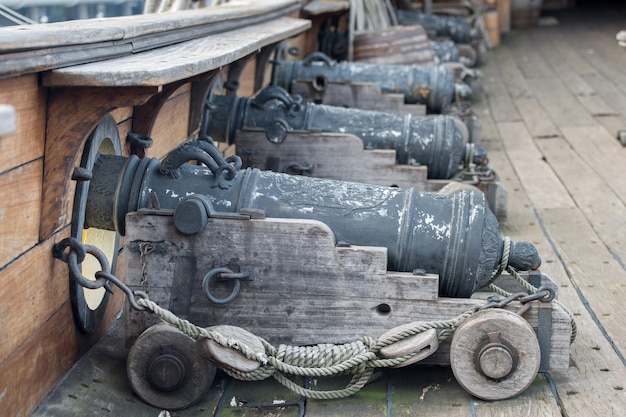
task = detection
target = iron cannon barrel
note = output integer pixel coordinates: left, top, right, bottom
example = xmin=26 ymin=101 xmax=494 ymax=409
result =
xmin=206 ymin=86 xmax=472 ymax=179
xmin=272 ymin=53 xmax=457 ymax=112
xmin=395 ymin=9 xmax=475 ymax=44
xmin=87 ymin=152 xmax=540 ymax=298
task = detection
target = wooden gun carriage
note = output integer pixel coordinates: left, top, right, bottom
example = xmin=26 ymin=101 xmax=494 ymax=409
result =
xmin=120 ymin=206 xmax=573 ymax=409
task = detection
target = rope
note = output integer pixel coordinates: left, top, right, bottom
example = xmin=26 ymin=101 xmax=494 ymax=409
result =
xmin=482 ymin=236 xmax=577 ymax=343
xmin=485 ymin=235 xmax=510 ymax=287
xmin=136 ymin=297 xmax=480 ymax=399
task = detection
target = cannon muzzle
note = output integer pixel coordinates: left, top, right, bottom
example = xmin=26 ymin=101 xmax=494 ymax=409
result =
xmin=205 ymin=86 xmax=484 ymax=180
xmin=86 ymin=145 xmax=540 ymax=298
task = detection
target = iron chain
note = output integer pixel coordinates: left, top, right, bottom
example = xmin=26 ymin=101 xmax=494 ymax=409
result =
xmin=53 ymin=237 xmax=147 ymax=310
xmin=480 ymin=285 xmax=556 ymax=316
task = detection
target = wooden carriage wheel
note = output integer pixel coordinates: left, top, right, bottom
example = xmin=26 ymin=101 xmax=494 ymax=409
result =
xmin=127 ymin=323 xmax=216 ymax=410
xmin=450 ymin=308 xmax=541 ymax=401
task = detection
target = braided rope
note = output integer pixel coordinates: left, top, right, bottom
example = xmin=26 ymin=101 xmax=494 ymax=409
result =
xmin=136 ymin=297 xmax=479 ymax=399
xmin=486 ymin=235 xmax=511 ymax=287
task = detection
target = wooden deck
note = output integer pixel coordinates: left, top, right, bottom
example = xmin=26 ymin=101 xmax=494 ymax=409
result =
xmin=32 ymin=2 xmax=626 ymax=416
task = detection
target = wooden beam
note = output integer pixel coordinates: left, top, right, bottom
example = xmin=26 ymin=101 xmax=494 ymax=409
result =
xmin=254 ymin=45 xmax=277 ymax=94
xmin=0 ymin=0 xmax=303 ymax=79
xmin=188 ymin=73 xmax=221 ymax=139
xmin=147 ymin=85 xmax=193 ymax=159
xmin=0 ymin=301 xmax=80 ymax=417
xmin=0 ymin=160 xmax=43 ymax=269
xmin=41 ymin=17 xmax=311 ymax=88
xmin=131 ymin=81 xmax=190 ymax=138
xmin=0 ymin=230 xmax=69 ymax=363
xmin=236 ymin=131 xmax=429 ymax=189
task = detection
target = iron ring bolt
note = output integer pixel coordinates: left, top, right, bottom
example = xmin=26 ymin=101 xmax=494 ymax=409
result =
xmin=521 ymin=285 xmax=556 ymax=304
xmin=54 ymin=238 xmax=111 ymax=290
xmin=203 ymin=267 xmax=242 ymax=304
xmin=83 ymin=243 xmax=114 ymax=293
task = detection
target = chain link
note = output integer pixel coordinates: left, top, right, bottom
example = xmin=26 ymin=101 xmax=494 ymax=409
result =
xmin=54 ymin=237 xmax=147 ymax=310
xmin=480 ymin=285 xmax=556 ymax=316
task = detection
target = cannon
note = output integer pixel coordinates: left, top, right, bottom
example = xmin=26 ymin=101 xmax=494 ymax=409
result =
xmin=272 ymin=52 xmax=473 ymax=114
xmin=71 ymin=140 xmax=573 ymax=410
xmin=87 ymin=143 xmax=537 ymax=299
xmin=204 ymin=85 xmax=483 ymax=179
xmin=395 ymin=9 xmax=487 ymax=67
xmin=396 ymin=10 xmax=475 ymax=44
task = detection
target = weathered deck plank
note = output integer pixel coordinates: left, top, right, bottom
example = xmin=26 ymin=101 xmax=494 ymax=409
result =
xmin=390 ymin=367 xmax=472 ymax=417
xmin=306 ymin=375 xmax=388 ymax=417
xmin=482 ymin=57 xmax=520 ymax=123
xmin=497 ymin=122 xmax=573 ymax=210
xmin=492 ymin=44 xmax=560 ymax=139
xmin=528 ymin=28 xmax=596 ymax=97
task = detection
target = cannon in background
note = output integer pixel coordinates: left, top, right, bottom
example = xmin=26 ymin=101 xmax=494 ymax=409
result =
xmin=395 ymin=9 xmax=487 ymax=67
xmin=203 ymin=85 xmax=486 ymax=179
xmin=271 ymin=52 xmax=481 ymax=114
